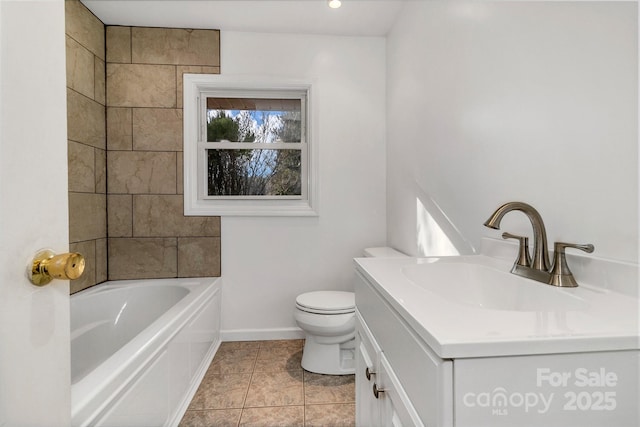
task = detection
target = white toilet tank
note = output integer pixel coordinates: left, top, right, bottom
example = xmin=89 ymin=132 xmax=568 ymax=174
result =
xmin=363 ymin=247 xmax=406 ymax=258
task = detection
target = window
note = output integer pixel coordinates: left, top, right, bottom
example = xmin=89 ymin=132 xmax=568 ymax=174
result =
xmin=183 ymin=75 xmax=317 ymax=216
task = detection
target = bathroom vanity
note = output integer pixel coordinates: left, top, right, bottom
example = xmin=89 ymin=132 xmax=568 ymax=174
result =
xmin=354 ymin=253 xmax=639 ymax=427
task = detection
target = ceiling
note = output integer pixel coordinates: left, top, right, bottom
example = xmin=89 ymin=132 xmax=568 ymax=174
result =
xmin=81 ymin=0 xmax=406 ymax=37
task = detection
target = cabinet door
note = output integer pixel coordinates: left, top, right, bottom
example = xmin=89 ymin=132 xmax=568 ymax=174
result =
xmin=356 ymin=312 xmax=381 ymax=426
xmin=378 ymin=354 xmax=425 ymax=427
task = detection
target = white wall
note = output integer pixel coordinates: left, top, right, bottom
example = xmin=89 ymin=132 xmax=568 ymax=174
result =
xmin=220 ymin=32 xmax=387 ymax=338
xmin=0 ymin=1 xmax=71 ymax=425
xmin=386 ymin=2 xmax=638 ymax=264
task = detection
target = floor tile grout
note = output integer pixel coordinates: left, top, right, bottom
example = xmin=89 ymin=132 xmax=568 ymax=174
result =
xmin=302 ymin=365 xmax=307 ymax=426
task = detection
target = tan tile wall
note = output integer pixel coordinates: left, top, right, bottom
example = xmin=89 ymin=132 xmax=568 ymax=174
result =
xmin=106 ymin=26 xmax=221 ymax=280
xmin=66 ymin=7 xmax=221 ymax=289
xmin=66 ymin=0 xmax=107 ymax=293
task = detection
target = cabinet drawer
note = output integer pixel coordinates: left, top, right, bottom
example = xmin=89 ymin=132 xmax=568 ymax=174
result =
xmin=355 ymin=271 xmax=453 ymax=427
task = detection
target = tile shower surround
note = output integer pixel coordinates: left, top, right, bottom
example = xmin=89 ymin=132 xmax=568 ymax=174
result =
xmin=66 ymin=0 xmax=107 ymax=293
xmin=66 ymin=0 xmax=222 ymax=292
xmin=106 ymin=25 xmax=221 ymax=281
xmin=180 ymin=340 xmax=356 ymax=427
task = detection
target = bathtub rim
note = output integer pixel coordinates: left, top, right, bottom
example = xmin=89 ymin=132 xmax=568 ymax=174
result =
xmin=71 ymin=276 xmax=221 ymax=426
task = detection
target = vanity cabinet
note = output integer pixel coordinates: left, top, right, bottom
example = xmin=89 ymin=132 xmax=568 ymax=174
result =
xmin=354 ymin=258 xmax=640 ymax=427
xmin=355 ymin=270 xmax=453 ymax=427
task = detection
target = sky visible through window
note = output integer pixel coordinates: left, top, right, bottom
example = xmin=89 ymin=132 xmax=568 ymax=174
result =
xmin=207 ymin=109 xmax=294 ymax=143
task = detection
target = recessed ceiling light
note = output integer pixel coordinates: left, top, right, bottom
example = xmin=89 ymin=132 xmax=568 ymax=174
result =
xmin=328 ymin=0 xmax=342 ymax=9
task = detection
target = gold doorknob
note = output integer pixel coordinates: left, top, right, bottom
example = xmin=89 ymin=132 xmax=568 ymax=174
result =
xmin=29 ymin=249 xmax=85 ymax=286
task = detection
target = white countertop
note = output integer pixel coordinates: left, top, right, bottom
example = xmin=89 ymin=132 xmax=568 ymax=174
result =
xmin=354 ymin=255 xmax=639 ymax=359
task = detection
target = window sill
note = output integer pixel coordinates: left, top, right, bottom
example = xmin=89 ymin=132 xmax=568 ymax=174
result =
xmin=184 ymin=198 xmax=318 ymax=217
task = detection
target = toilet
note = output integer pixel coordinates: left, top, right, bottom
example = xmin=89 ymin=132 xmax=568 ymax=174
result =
xmin=294 ymin=247 xmax=406 ymax=375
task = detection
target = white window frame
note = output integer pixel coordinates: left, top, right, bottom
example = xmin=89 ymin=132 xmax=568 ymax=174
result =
xmin=183 ymin=74 xmax=318 ymax=216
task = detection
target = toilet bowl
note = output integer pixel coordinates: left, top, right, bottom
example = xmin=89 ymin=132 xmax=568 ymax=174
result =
xmin=294 ymin=291 xmax=356 ymax=375
xmin=294 ymin=247 xmax=406 ymax=375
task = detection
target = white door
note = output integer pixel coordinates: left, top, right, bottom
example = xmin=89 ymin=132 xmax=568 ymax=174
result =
xmin=0 ymin=1 xmax=71 ymax=426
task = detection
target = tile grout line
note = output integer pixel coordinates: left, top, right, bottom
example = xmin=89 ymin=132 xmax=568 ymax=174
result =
xmin=238 ymin=341 xmax=261 ymax=425
xmin=302 ymin=367 xmax=307 ymax=426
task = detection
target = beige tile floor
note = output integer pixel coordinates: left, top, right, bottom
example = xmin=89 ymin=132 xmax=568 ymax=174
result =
xmin=179 ymin=340 xmax=356 ymax=427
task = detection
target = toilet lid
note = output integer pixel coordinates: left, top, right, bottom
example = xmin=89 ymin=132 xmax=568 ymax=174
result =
xmin=296 ymin=291 xmax=355 ymax=314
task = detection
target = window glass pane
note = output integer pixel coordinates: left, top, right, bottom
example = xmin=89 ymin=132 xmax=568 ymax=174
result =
xmin=206 ymin=97 xmax=301 ymax=143
xmin=207 ymin=149 xmax=301 ymax=196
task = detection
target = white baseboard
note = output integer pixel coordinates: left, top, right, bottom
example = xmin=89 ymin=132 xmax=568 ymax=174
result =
xmin=221 ymin=327 xmax=305 ymax=342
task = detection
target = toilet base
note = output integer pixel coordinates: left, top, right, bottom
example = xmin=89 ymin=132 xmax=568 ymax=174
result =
xmin=301 ymin=336 xmax=355 ymax=375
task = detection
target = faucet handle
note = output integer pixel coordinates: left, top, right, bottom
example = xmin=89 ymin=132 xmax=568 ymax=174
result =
xmin=549 ymin=242 xmax=594 ymax=287
xmin=502 ymin=232 xmax=531 ymax=267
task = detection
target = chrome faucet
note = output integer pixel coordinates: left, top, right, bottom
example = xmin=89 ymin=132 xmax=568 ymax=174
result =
xmin=484 ymin=202 xmax=594 ymax=287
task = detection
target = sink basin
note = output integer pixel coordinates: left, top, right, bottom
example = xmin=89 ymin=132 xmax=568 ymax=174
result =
xmin=401 ymin=258 xmax=589 ymax=312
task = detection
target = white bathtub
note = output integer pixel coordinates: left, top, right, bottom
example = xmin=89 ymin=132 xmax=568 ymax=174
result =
xmin=71 ymin=277 xmax=221 ymax=427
